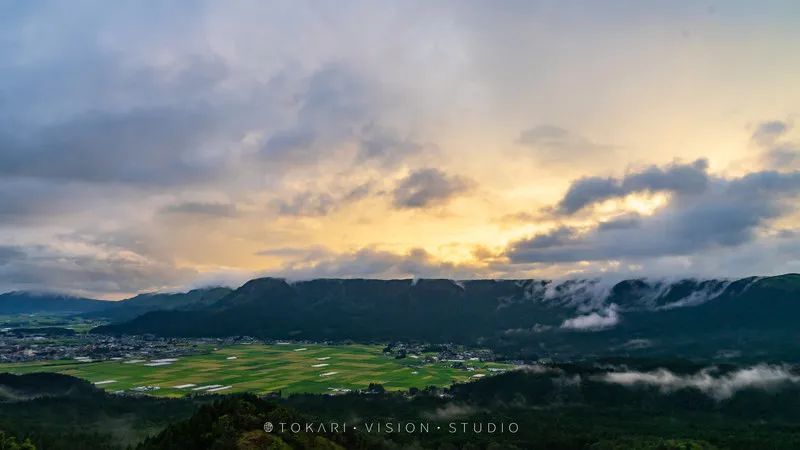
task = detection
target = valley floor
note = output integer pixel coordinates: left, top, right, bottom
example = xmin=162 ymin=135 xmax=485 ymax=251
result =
xmin=0 ymin=342 xmax=513 ymax=396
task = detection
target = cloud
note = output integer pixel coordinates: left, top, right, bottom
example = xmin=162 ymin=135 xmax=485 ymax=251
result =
xmin=556 ymin=159 xmax=709 ymax=214
xmin=654 ymin=280 xmax=732 ymax=311
xmin=599 ymin=365 xmax=800 ymax=400
xmin=751 ymin=120 xmax=788 ymax=147
xmin=0 ymin=108 xmax=224 ymax=185
xmin=273 ymin=247 xmax=481 ymax=280
xmin=561 ymin=304 xmax=619 ymax=331
xmin=509 ymin=165 xmax=800 ymax=264
xmin=342 ymin=181 xmax=374 ymax=202
xmin=357 ymin=125 xmax=430 ymax=167
xmin=0 ymin=246 xmax=24 ymax=264
xmin=516 ymin=226 xmax=576 ymax=250
xmin=764 ymin=146 xmax=800 ymax=169
xmin=619 ymin=338 xmax=653 ymax=350
xmin=272 ymin=192 xmax=337 ymax=217
xmin=517 ymin=125 xmax=614 ymax=162
xmin=1 ymin=3 xmax=800 ymax=295
xmin=0 ymin=243 xmax=195 ymax=298
xmin=497 ymin=211 xmax=541 ymax=225
xmin=0 ymin=179 xmax=74 ymax=223
xmin=597 ymin=214 xmax=641 ymax=231
xmin=256 ymin=246 xmax=332 ymax=259
xmin=272 ymin=182 xmax=374 ymax=217
xmin=263 ymin=129 xmax=317 ymax=157
xmin=751 ymin=120 xmax=799 ymax=170
xmin=257 ymin=65 xmax=430 ymax=171
xmin=160 ymin=201 xmax=238 ymax=217
xmin=0 ymin=178 xmax=152 ymax=226
xmin=392 ymin=168 xmax=475 ymax=208
xmin=503 ymin=324 xmax=553 ymax=336
xmin=261 ymin=64 xmax=369 ymax=161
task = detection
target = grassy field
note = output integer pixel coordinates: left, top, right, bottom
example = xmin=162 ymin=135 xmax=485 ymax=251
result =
xmin=0 ymin=343 xmax=512 ymax=397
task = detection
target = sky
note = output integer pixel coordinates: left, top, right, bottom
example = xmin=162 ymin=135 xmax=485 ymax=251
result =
xmin=1 ymin=1 xmax=800 ymax=298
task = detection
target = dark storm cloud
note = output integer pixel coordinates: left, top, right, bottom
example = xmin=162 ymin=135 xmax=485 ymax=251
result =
xmin=556 ymin=159 xmax=709 ymax=214
xmin=392 ymin=168 xmax=475 ymax=209
xmin=509 ymin=168 xmax=800 ymax=263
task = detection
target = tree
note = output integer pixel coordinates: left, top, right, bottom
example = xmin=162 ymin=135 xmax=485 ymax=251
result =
xmin=0 ymin=431 xmax=36 ymax=450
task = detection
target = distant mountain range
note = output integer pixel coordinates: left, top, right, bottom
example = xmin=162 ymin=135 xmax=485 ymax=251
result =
xmin=86 ymin=274 xmax=800 ymax=360
xmin=81 ymin=287 xmax=232 ymax=321
xmin=0 ymin=292 xmax=109 ymax=314
xmin=0 ymin=287 xmax=232 ymax=319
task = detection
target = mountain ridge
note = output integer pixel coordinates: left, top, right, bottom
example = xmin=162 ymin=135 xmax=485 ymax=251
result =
xmin=0 ymin=292 xmax=109 ymax=314
xmin=92 ymin=274 xmax=800 ymax=359
xmin=0 ymin=287 xmax=233 ymax=318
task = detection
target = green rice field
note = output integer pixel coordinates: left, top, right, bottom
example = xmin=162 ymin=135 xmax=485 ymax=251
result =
xmin=0 ymin=343 xmax=512 ymax=397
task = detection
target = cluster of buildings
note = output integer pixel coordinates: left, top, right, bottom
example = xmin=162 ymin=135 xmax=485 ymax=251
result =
xmin=0 ymin=332 xmax=250 ymax=363
xmin=382 ymin=341 xmax=497 ymax=365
